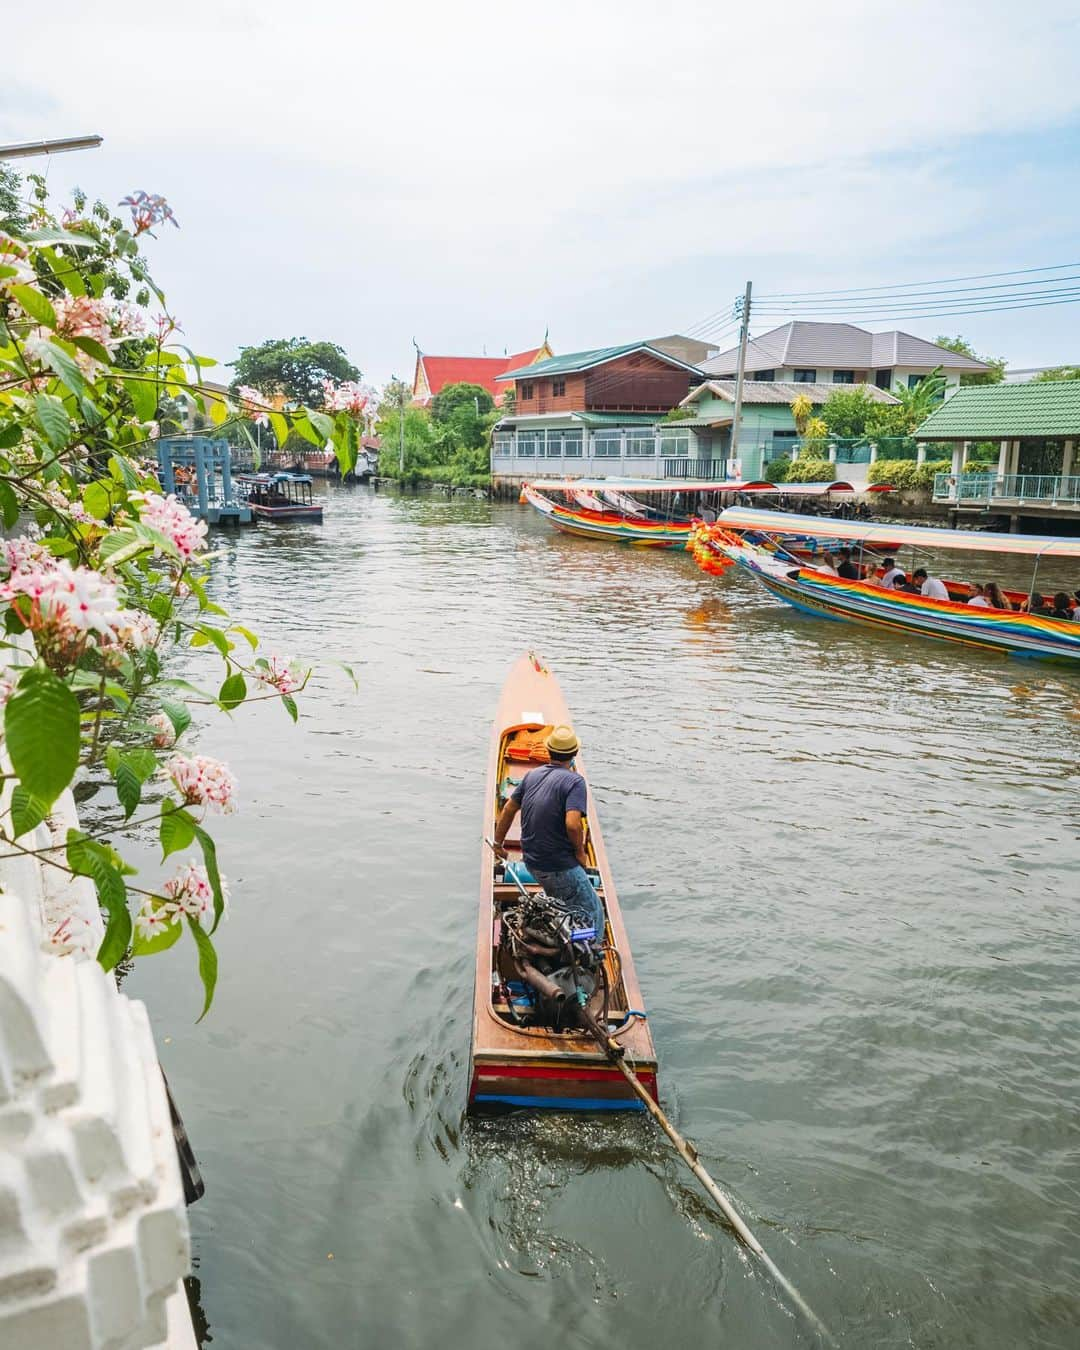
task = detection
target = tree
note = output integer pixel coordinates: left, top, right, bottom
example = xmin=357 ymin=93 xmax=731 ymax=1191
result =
xmin=820 ymin=386 xmax=876 ymax=439
xmin=934 ymin=335 xmax=1006 ymax=385
xmin=1031 ymin=365 xmax=1080 ymax=382
xmin=867 ymin=366 xmax=947 ymax=435
xmin=430 ymin=381 xmax=495 ymax=452
xmin=790 ymin=393 xmax=813 ymax=435
xmin=230 ymin=336 xmax=360 ymax=407
xmin=0 ymin=164 xmax=25 ymax=234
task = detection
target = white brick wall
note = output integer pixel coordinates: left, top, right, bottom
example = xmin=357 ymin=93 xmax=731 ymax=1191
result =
xmin=0 ymin=656 xmax=195 ymax=1348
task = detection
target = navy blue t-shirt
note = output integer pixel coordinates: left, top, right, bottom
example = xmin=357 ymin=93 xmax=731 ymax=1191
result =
xmin=512 ymin=764 xmax=587 ymax=874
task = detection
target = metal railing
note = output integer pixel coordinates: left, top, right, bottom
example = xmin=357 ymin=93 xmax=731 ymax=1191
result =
xmin=933 ymin=473 xmax=1080 ymax=505
xmin=663 ymin=457 xmax=728 ymax=479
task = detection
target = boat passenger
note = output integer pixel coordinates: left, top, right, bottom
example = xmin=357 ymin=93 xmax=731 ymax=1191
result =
xmin=984 ymin=581 xmax=1011 ymax=610
xmin=891 ymin=572 xmax=918 ymax=593
xmin=1020 ymin=592 xmax=1053 ymax=616
xmin=912 ymin=568 xmax=949 ymax=601
xmin=1072 ymin=589 xmax=1080 ymax=619
xmin=836 ymin=548 xmax=860 ymax=580
xmin=967 ymin=583 xmax=992 ymax=608
xmin=1051 ymin=591 xmax=1075 ymax=619
xmin=879 ymin=557 xmax=903 ymax=588
xmin=816 ymin=554 xmax=840 ymax=576
xmin=491 ymin=725 xmax=604 ymax=935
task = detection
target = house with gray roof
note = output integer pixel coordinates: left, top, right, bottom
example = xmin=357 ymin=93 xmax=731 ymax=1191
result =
xmin=702 ymin=321 xmax=990 ymax=393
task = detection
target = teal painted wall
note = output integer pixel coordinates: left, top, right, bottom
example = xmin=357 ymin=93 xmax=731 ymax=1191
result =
xmin=690 ymin=397 xmax=799 ymax=477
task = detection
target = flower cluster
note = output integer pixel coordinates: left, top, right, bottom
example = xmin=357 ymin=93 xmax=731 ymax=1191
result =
xmin=40 ymin=486 xmax=93 ymax=525
xmin=321 ymin=379 xmax=369 ymax=416
xmin=147 ymin=712 xmax=176 ymax=748
xmin=256 ymin=654 xmax=305 ymax=695
xmin=165 ymin=753 xmax=237 ymax=814
xmin=0 ymin=235 xmax=34 ymax=289
xmin=129 ymin=491 xmax=208 ymax=559
xmin=2 ymin=534 xmax=48 ymax=574
xmin=134 ymin=861 xmax=227 ymax=939
xmin=236 ymin=385 xmax=271 ymax=426
xmin=2 ymin=557 xmax=127 ymax=641
xmin=120 ymin=190 xmax=179 ymax=235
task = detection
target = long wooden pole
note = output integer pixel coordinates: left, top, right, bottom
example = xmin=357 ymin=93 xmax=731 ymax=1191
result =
xmin=730 ymin=281 xmax=753 ymax=473
xmin=595 ymin=1020 xmax=835 ymax=1345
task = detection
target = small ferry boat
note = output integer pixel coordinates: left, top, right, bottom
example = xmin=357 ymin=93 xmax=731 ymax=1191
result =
xmin=235 ymin=472 xmax=324 ymax=523
xmin=468 ymin=654 xmax=658 ymax=1112
xmin=691 ymin=507 xmax=1080 ymax=664
xmin=523 ymin=478 xmax=900 ymax=559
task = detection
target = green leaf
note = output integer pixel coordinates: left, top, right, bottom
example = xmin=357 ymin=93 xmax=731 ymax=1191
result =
xmin=160 ymin=798 xmax=197 ymax=859
xmin=10 ymin=786 xmax=48 ymax=837
xmin=125 ymin=747 xmax=158 ymax=780
xmin=9 ymin=283 xmax=57 ymax=327
xmin=191 ymin=624 xmax=232 ymax=658
xmin=0 ymin=481 xmax=18 ymax=530
xmin=218 ymin=671 xmax=246 ymax=710
xmin=281 ymin=693 xmax=298 ymax=722
xmin=24 ymin=226 xmax=95 ymax=249
xmin=35 ymin=339 xmax=86 ymax=397
xmin=114 ymin=760 xmax=142 ymax=819
xmin=98 ymin=528 xmax=152 ymax=567
xmin=192 ymin=823 xmax=225 ymax=933
xmin=33 ymin=393 xmax=71 ymax=449
xmin=128 ymin=376 xmax=158 ymax=423
xmin=5 ymin=665 xmax=79 ymax=808
xmin=292 ymin=415 xmax=323 ymax=448
xmin=334 ymin=415 xmax=359 ymax=478
xmin=188 ymin=916 xmax=218 ymax=1021
xmin=269 ymin=411 xmax=289 ymax=448
xmin=0 ymin=423 xmax=22 ymax=449
xmin=330 ymin=659 xmax=359 ymax=691
xmin=66 ymin=830 xmax=132 ymax=972
xmin=82 ymin=480 xmax=113 ymax=521
xmin=307 ymin=409 xmax=333 ymax=440
xmin=160 ymin=698 xmax=191 ymax=738
xmin=131 ymin=913 xmax=183 ymax=957
xmin=70 ymin=334 xmax=112 ymax=366
xmin=108 ymin=454 xmax=138 ymax=488
xmin=230 ymin=625 xmax=258 ymax=650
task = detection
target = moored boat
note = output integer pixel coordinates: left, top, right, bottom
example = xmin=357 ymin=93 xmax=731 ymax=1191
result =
xmin=235 ymin=471 xmax=324 ymax=523
xmin=691 ymin=508 xmax=1080 ymax=664
xmin=468 ymin=653 xmax=658 ymax=1112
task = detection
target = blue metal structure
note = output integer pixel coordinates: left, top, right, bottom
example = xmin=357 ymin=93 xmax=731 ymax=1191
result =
xmin=156 ymin=437 xmax=253 ymax=525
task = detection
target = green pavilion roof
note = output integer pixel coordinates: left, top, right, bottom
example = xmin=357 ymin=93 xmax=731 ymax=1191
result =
xmin=498 ymin=342 xmax=702 ymax=381
xmin=914 ymin=381 xmax=1080 ymax=440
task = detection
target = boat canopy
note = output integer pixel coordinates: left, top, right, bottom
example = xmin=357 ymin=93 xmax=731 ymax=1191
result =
xmin=525 ymin=478 xmax=775 ymax=494
xmin=718 ymin=507 xmax=1080 ymax=558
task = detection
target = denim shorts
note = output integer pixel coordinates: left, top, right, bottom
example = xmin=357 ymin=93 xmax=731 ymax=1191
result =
xmin=531 ymin=864 xmax=605 ymax=935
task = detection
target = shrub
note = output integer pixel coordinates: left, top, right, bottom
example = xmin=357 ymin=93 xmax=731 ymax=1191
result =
xmin=764 ymin=456 xmax=790 ymax=483
xmin=786 ymin=457 xmax=835 ymax=483
xmin=867 ymin=458 xmax=952 ymax=490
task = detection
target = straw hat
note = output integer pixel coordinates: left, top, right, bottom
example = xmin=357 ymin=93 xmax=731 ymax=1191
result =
xmin=545 ymin=724 xmax=580 ymax=755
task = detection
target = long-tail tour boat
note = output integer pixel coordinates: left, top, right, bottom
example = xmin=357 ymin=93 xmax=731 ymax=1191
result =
xmin=469 ymin=654 xmax=658 ymax=1112
xmin=689 ymin=507 xmax=1080 ymax=664
xmin=235 ymin=471 xmax=324 ymax=523
xmin=522 ymin=478 xmax=899 ymax=559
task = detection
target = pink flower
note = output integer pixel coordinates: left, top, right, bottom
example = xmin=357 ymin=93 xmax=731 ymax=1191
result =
xmin=0 ymin=235 xmax=35 ymax=289
xmin=134 ymin=897 xmax=180 ymax=941
xmin=147 ymin=712 xmax=175 ymax=748
xmin=321 ymin=379 xmax=371 ymax=416
xmin=2 ymin=535 xmax=48 ymax=574
xmin=256 ymin=654 xmax=305 ymax=696
xmin=120 ymin=190 xmax=179 ymax=235
xmin=129 ymin=491 xmax=208 ymax=560
xmin=115 ymin=608 xmax=159 ymax=649
xmin=164 ymin=753 xmax=237 ymax=814
xmin=237 ymin=385 xmax=271 ymax=426
xmin=161 ymin=860 xmax=228 ymax=931
xmin=2 ymin=557 xmax=126 ymax=640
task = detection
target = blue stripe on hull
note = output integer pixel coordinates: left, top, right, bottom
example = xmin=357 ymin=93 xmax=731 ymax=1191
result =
xmin=472 ymin=1093 xmax=645 ymax=1111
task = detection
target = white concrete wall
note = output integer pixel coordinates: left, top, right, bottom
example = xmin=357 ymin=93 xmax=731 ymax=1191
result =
xmin=0 ymin=643 xmax=195 ymax=1349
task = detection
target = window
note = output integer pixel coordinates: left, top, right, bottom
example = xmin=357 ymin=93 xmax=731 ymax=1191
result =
xmin=659 ymin=431 xmax=690 ymax=457
xmin=875 ymin=369 xmax=892 ymax=389
xmin=772 ymin=430 xmax=796 ymax=441
xmin=625 ymin=430 xmax=656 ymax=457
xmin=563 ymin=428 xmax=583 ymax=458
xmin=594 ymin=432 xmax=622 ymax=458
xmin=832 ymin=370 xmax=854 ymax=384
xmin=493 ymin=433 xmax=512 ymax=458
xmin=752 ymin=369 xmax=776 ymax=381
xmin=544 ymin=430 xmax=562 ymax=457
xmin=517 ymin=430 xmax=540 ymax=457
xmin=907 ymin=373 xmax=923 ymax=389
xmin=551 ymin=377 xmax=566 ymax=397
xmin=520 ymin=381 xmax=534 ymax=400
xmin=793 ymin=369 xmax=817 ymax=383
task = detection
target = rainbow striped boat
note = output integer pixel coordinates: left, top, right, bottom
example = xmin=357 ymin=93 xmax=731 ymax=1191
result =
xmin=692 ymin=508 xmax=1080 ymax=664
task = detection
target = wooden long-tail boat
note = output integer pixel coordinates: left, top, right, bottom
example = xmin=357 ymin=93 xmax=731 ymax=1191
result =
xmin=522 ymin=479 xmax=901 ymax=559
xmin=690 ymin=508 xmax=1080 ymax=664
xmin=468 ymin=653 xmax=658 ymax=1112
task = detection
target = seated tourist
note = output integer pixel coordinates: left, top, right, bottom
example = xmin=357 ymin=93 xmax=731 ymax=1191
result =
xmin=985 ymin=581 xmax=1011 ymax=610
xmin=912 ymin=567 xmax=950 ymax=601
xmin=967 ymin=583 xmax=992 ymax=608
xmin=836 ymin=548 xmax=860 ymax=580
xmin=1021 ymin=592 xmax=1053 ymax=616
xmin=891 ymin=571 xmax=917 ymax=593
xmin=1072 ymin=589 xmax=1080 ymax=620
xmin=815 ymin=554 xmax=839 ymax=576
xmin=879 ymin=557 xmax=903 ymax=588
xmin=1051 ymin=591 xmax=1075 ymax=619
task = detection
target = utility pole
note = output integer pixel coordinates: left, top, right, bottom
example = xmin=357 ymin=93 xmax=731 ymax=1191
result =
xmin=730 ymin=281 xmax=752 ymax=476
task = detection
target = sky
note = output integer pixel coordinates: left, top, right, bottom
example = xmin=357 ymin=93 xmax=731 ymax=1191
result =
xmin=4 ymin=0 xmax=1080 ymax=387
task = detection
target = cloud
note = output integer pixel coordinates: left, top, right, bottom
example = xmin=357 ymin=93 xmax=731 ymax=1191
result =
xmin=6 ymin=0 xmax=1080 ymax=377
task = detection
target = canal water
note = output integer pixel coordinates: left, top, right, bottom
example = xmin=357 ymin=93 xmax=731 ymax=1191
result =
xmin=128 ymin=484 xmax=1080 ymax=1349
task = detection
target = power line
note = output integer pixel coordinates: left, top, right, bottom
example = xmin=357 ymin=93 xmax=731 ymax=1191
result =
xmin=751 ymin=293 xmax=1080 ymax=324
xmin=757 ymin=261 xmax=1080 ymax=301
xmin=749 ymin=274 xmax=1080 ymax=309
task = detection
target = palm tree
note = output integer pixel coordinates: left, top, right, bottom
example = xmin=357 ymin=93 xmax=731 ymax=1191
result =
xmin=890 ymin=365 xmax=947 ymax=431
xmin=790 ymin=393 xmax=813 ymax=435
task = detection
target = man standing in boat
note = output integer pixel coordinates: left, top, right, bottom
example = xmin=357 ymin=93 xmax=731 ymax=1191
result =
xmin=492 ymin=726 xmax=605 ymax=935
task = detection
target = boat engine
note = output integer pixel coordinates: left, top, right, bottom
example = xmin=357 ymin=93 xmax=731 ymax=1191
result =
xmin=501 ymin=893 xmax=603 ymax=1032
